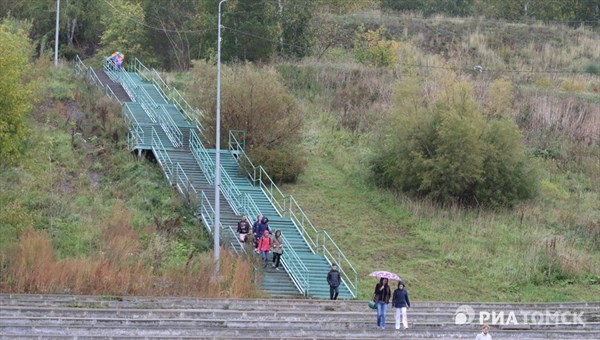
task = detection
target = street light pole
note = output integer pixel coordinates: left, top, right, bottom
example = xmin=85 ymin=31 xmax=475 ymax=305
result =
xmin=214 ymin=0 xmax=228 ymax=276
xmin=54 ymin=0 xmax=60 ymax=66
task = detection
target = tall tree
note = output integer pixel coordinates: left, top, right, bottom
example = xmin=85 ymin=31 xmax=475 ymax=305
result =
xmin=278 ymin=0 xmax=314 ymax=58
xmin=100 ymin=0 xmax=148 ymax=62
xmin=141 ymin=0 xmax=203 ymax=70
xmin=221 ymin=0 xmax=281 ymax=61
xmin=0 ymin=20 xmax=33 ymax=165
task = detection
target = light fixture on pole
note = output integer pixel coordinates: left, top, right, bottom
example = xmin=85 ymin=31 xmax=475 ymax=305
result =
xmin=54 ymin=0 xmax=60 ymax=66
xmin=214 ymin=0 xmax=228 ymax=276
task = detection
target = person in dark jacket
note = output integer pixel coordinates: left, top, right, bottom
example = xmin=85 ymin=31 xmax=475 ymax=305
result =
xmin=256 ymin=216 xmax=270 ymax=240
xmin=252 ymin=215 xmax=262 ymax=252
xmin=392 ymin=281 xmax=411 ymax=330
xmin=327 ymin=264 xmax=342 ymax=300
xmin=373 ymin=278 xmax=391 ymax=329
xmin=237 ymin=215 xmax=251 ymax=243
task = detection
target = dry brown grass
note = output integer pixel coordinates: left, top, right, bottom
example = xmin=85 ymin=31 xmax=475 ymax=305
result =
xmin=0 ymin=202 xmax=258 ymax=298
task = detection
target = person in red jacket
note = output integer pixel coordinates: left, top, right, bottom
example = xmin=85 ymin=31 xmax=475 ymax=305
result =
xmin=257 ymin=230 xmax=272 ymax=267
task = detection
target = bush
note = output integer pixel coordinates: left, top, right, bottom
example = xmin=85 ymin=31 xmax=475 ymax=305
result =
xmin=353 ymin=25 xmax=398 ymax=68
xmin=371 ymin=75 xmax=537 ymax=207
xmin=584 ymin=62 xmax=600 ymax=76
xmin=187 ymin=61 xmax=305 ymax=183
xmin=248 ymin=145 xmax=306 ymax=183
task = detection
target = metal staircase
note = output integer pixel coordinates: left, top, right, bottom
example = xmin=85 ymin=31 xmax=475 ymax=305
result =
xmin=74 ymin=56 xmax=357 ymax=299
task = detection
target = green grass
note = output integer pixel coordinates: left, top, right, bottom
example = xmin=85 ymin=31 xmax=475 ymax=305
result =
xmin=280 ymin=108 xmax=599 ymax=302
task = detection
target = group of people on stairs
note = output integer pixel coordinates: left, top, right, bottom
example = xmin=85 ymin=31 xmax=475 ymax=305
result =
xmin=237 ymin=215 xmax=283 ymax=269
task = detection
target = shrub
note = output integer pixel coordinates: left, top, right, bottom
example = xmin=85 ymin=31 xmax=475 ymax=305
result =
xmin=371 ymin=75 xmax=537 ymax=207
xmin=187 ymin=61 xmax=305 ymax=182
xmin=353 ymin=25 xmax=398 ymax=68
xmin=584 ymin=62 xmax=600 ymax=76
xmin=248 ymin=144 xmax=306 ymax=183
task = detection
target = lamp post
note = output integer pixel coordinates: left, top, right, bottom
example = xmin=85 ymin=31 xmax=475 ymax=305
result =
xmin=54 ymin=0 xmax=60 ymax=66
xmin=214 ymin=0 xmax=228 ymax=276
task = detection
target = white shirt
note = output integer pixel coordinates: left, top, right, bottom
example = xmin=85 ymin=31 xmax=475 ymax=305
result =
xmin=475 ymin=332 xmax=492 ymax=340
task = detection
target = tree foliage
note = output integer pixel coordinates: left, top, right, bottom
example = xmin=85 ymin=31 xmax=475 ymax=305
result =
xmin=371 ymin=74 xmax=536 ymax=206
xmin=353 ymin=25 xmax=398 ymax=68
xmin=187 ymin=61 xmax=304 ymax=182
xmin=100 ymin=0 xmax=148 ymax=61
xmin=0 ymin=20 xmax=33 ymax=165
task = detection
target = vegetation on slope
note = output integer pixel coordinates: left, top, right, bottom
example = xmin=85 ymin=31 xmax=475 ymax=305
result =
xmin=0 ymin=27 xmax=257 ymax=296
xmin=0 ymin=3 xmax=598 ymax=302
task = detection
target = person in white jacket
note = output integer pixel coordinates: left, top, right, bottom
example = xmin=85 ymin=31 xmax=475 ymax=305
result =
xmin=475 ymin=324 xmax=492 ymax=340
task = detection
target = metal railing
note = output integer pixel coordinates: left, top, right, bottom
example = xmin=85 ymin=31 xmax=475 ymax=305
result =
xmin=228 ymin=131 xmax=287 ymax=214
xmin=151 ymin=127 xmax=175 ymax=183
xmin=131 ymin=58 xmax=202 ymax=131
xmin=190 ymin=129 xmax=215 ymax=183
xmin=317 ymin=230 xmax=358 ymax=299
xmin=123 ymin=104 xmax=145 ymax=150
xmin=73 ymin=55 xmax=86 ymax=75
xmin=74 ymin=55 xmax=121 ymax=103
xmin=280 ymin=234 xmax=310 ymax=295
xmin=158 ymin=105 xmax=183 ymax=148
xmin=227 ymin=130 xmax=358 ymax=298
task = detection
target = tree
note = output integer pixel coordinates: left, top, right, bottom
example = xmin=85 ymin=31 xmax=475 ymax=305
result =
xmin=278 ymin=0 xmax=315 ymax=58
xmin=353 ymin=25 xmax=398 ymax=68
xmin=222 ymin=0 xmax=281 ymax=62
xmin=186 ymin=61 xmax=305 ymax=182
xmin=141 ymin=0 xmax=202 ymax=70
xmin=0 ymin=20 xmax=33 ymax=165
xmin=100 ymin=0 xmax=148 ymax=61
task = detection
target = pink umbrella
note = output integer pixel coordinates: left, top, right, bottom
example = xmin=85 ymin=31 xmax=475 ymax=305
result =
xmin=369 ymin=271 xmax=402 ymax=281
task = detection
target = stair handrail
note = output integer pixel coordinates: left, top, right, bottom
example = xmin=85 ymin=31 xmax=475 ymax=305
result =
xmin=228 ymin=131 xmax=287 ymax=214
xmin=73 ymin=56 xmax=119 ymax=102
xmin=219 ymin=164 xmax=244 ymax=215
xmin=158 ymin=105 xmax=183 ymax=148
xmin=280 ymin=234 xmax=310 ymax=296
xmin=287 ymin=195 xmax=319 ymax=253
xmin=73 ymin=55 xmax=86 ymax=75
xmin=228 ymin=129 xmax=358 ymax=298
xmin=132 ymin=59 xmax=200 ymax=126
xmin=123 ymin=104 xmax=145 ymax=150
xmin=240 ymin=193 xmax=262 ymax=224
xmin=136 ymin=86 xmax=159 ymax=124
xmin=132 ymin=57 xmax=152 ymax=81
xmin=87 ymin=68 xmax=104 ymax=89
xmin=199 ymin=190 xmax=215 ymax=234
xmin=150 ymin=68 xmax=171 ymax=97
xmin=170 ymin=87 xmax=203 ymax=129
xmin=103 ymin=58 xmax=120 ymax=82
xmin=117 ymin=69 xmax=138 ymax=102
xmin=190 ymin=129 xmax=215 ymax=183
xmin=151 ymin=127 xmax=175 ymax=183
xmin=317 ymin=230 xmax=358 ymax=299
xmin=173 ymin=162 xmax=197 ymax=202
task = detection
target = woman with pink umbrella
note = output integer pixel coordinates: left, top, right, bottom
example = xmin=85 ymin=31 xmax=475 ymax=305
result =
xmin=372 ymin=278 xmax=391 ymax=329
xmin=369 ymin=271 xmax=400 ymax=330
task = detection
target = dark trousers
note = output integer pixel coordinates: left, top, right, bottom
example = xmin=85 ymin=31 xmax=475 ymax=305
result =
xmin=272 ymin=252 xmax=282 ymax=268
xmin=330 ymin=286 xmax=339 ymax=300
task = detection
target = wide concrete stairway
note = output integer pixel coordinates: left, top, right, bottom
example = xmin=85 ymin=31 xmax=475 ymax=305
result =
xmin=1 ymin=294 xmax=599 ymax=339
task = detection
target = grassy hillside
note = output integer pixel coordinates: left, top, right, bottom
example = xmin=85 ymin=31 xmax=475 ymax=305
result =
xmin=273 ymin=14 xmax=599 ymax=301
xmin=1 ymin=13 xmax=597 ymax=302
xmin=0 ymin=61 xmax=257 ymax=297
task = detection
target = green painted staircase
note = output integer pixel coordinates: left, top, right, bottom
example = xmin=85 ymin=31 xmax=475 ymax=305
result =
xmin=74 ymin=56 xmax=357 ymax=299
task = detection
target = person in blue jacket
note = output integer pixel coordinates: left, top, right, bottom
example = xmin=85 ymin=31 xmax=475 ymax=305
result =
xmin=392 ymin=281 xmax=411 ymax=330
